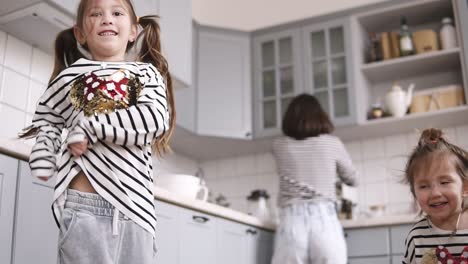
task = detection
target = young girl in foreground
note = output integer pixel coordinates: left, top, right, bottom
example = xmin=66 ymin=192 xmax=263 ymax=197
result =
xmin=24 ymin=0 xmax=175 ymax=262
xmin=403 ymin=128 xmax=468 ymax=264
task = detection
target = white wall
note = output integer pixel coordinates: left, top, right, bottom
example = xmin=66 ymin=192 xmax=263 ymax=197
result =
xmin=201 ymin=126 xmax=468 ymax=217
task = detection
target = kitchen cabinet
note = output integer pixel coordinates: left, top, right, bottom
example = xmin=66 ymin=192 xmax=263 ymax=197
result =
xmin=178 ymin=208 xmax=217 ymax=264
xmin=345 ymin=223 xmax=413 ymax=263
xmin=47 ymin=0 xmax=79 ymax=15
xmin=246 ymin=227 xmax=274 ymax=264
xmin=12 ymin=161 xmax=58 ymax=264
xmin=159 ymin=0 xmax=192 ymax=88
xmin=253 ymin=28 xmax=303 ymax=138
xmin=302 ymin=18 xmax=356 ymax=126
xmin=349 ymin=0 xmax=468 ymax=135
xmin=196 ymin=26 xmax=252 ymax=139
xmin=0 ymin=154 xmax=19 ymax=264
xmin=216 ymin=217 xmax=273 ymax=264
xmin=216 ymin=218 xmax=248 ymax=263
xmin=348 ymin=256 xmax=391 ymax=264
xmin=154 ymin=200 xmax=180 ymax=263
xmin=133 ymin=0 xmax=159 ymax=17
xmin=455 ymin=0 xmax=468 ymax=94
xmin=346 ymin=226 xmax=390 ymax=257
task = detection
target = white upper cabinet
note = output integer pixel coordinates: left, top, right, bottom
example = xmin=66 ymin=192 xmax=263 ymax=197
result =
xmin=302 ymin=18 xmax=356 ymax=126
xmin=47 ymin=0 xmax=80 ymax=15
xmin=196 ymin=26 xmax=252 ymax=139
xmin=252 ymin=29 xmax=304 ymax=138
xmin=132 ymin=0 xmax=159 ymax=17
xmin=159 ymin=0 xmax=192 ymax=88
xmin=174 ymin=23 xmax=197 ymax=132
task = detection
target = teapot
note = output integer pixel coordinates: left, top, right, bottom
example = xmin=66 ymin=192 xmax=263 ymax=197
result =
xmin=384 ymin=82 xmax=415 ymax=117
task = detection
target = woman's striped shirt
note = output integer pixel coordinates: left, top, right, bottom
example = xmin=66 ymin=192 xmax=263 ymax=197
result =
xmin=29 ymin=58 xmax=169 ymax=236
xmin=272 ymin=134 xmax=358 ymax=207
xmin=403 ymin=217 xmax=468 ymax=264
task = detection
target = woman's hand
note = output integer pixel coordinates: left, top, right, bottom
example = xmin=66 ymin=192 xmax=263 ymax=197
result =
xmin=68 ymin=138 xmax=89 ymax=157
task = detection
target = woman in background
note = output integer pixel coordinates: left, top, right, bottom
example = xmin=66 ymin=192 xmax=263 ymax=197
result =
xmin=271 ymin=93 xmax=358 ymax=264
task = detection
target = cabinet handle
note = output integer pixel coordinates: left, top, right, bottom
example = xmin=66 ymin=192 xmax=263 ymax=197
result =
xmin=192 ymin=215 xmax=209 ymax=223
xmin=246 ymin=228 xmax=258 ymax=235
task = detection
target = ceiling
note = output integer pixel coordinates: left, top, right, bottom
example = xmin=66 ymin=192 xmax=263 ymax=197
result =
xmin=192 ymin=0 xmax=388 ymax=31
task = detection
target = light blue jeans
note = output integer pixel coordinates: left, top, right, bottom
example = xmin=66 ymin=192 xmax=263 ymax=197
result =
xmin=58 ymin=189 xmax=157 ymax=264
xmin=271 ymin=201 xmax=347 ymax=264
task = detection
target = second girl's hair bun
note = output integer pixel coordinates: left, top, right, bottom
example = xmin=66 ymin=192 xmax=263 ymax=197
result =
xmin=419 ymin=128 xmax=443 ymax=146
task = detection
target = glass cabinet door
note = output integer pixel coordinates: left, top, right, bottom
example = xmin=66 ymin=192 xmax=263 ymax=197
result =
xmin=255 ymin=31 xmax=301 ymax=135
xmin=305 ymin=22 xmax=353 ymax=124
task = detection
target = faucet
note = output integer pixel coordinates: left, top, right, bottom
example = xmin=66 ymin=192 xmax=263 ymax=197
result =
xmin=195 ymin=167 xmax=205 ymax=185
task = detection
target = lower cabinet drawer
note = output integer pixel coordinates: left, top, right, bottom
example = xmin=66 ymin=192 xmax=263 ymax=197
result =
xmin=348 ymin=256 xmax=391 ymax=264
xmin=345 ymin=227 xmax=390 ymax=257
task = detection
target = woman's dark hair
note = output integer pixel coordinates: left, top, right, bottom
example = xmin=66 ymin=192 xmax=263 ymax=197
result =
xmin=281 ymin=93 xmax=334 ymax=140
xmin=404 ymin=128 xmax=468 ymax=197
xmin=50 ymin=0 xmax=175 ymax=156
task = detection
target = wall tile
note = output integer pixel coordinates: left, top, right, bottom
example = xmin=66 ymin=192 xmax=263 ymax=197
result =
xmin=455 ymin=125 xmax=468 ymax=147
xmin=27 ymin=80 xmax=46 ymax=113
xmin=362 ymin=138 xmax=385 ymax=159
xmin=365 ymin=182 xmax=388 ymax=208
xmin=0 ymin=103 xmax=26 ymax=138
xmin=4 ymin=35 xmax=32 ymax=76
xmin=1 ymin=68 xmax=29 ymax=110
xmin=387 ymin=182 xmax=412 ymax=204
xmin=344 ymin=140 xmax=362 ymax=161
xmin=236 ymin=155 xmax=257 ymax=176
xmin=217 ymin=158 xmax=238 ymax=178
xmin=362 ymin=159 xmax=387 ymax=184
xmin=0 ymin=31 xmax=6 ymax=65
xmin=406 ymin=130 xmax=420 ymax=151
xmin=384 ymin=133 xmax=409 ymax=157
xmin=256 ymin=173 xmax=279 ymax=196
xmin=256 ymin=152 xmax=276 ymax=174
xmin=200 ymin=160 xmax=219 ymax=180
xmin=442 ymin=127 xmax=456 ymax=143
xmin=30 ymin=48 xmax=54 ymax=84
xmin=386 ymin=156 xmax=406 ymax=183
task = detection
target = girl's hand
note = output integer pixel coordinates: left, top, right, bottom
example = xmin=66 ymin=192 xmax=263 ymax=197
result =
xmin=68 ymin=138 xmax=89 ymax=157
xmin=38 ymin=176 xmax=49 ymax=181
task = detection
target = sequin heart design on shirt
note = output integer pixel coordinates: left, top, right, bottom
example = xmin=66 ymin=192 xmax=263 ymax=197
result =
xmin=436 ymin=245 xmax=468 ymax=264
xmin=83 ymin=70 xmax=130 ymax=104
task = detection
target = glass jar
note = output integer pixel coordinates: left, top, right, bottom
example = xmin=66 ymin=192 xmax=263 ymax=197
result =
xmin=246 ymin=190 xmax=272 ymax=221
xmin=440 ymin=17 xmax=458 ymax=50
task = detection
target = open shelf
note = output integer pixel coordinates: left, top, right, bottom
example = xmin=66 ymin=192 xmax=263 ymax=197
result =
xmin=361 ymin=48 xmax=461 ymax=83
xmin=334 ymin=105 xmax=468 ymax=141
xmin=357 ymin=0 xmax=453 ymax=33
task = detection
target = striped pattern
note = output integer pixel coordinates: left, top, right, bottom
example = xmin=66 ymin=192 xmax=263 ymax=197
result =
xmin=272 ymin=135 xmax=358 ymax=207
xmin=29 ymin=58 xmax=169 ymax=236
xmin=403 ymin=218 xmax=468 ymax=263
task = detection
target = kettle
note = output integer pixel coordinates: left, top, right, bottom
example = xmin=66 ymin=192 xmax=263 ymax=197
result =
xmin=385 ymin=82 xmax=415 ymax=117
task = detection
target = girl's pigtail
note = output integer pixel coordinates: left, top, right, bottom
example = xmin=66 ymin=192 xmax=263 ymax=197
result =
xmin=50 ymin=28 xmax=85 ymax=83
xmin=136 ymin=15 xmax=176 ymax=156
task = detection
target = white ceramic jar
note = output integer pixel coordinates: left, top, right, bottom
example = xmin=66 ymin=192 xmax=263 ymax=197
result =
xmin=440 ymin=17 xmax=458 ymax=50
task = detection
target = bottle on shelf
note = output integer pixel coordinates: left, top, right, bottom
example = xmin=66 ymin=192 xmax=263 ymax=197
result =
xmin=366 ymin=32 xmax=382 ymax=62
xmin=440 ymin=17 xmax=458 ymax=50
xmin=399 ymin=16 xmax=415 ymax=56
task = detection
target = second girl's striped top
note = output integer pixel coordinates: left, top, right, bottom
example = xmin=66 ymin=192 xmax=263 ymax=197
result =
xmin=29 ymin=58 xmax=169 ymax=236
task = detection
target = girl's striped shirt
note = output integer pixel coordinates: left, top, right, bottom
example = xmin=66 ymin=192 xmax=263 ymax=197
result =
xmin=272 ymin=135 xmax=358 ymax=207
xmin=403 ymin=217 xmax=468 ymax=263
xmin=29 ymin=58 xmax=169 ymax=236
